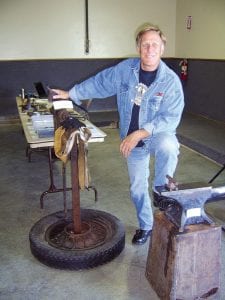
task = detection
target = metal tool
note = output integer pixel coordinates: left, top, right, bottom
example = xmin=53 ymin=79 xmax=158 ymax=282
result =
xmin=155 ymin=183 xmax=225 ymax=232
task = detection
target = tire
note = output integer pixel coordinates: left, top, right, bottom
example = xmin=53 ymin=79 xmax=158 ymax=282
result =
xmin=29 ymin=209 xmax=125 ymax=270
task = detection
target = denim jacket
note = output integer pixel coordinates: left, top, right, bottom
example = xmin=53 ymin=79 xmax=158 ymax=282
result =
xmin=69 ymin=58 xmax=184 ymax=141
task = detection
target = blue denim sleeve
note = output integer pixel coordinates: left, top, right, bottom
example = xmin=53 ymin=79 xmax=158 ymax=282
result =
xmin=68 ymin=66 xmax=117 ymax=105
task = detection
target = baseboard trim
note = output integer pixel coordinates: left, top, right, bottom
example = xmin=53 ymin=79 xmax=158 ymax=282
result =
xmin=0 ymin=115 xmax=20 ymax=125
xmin=177 ymin=134 xmax=225 ymax=165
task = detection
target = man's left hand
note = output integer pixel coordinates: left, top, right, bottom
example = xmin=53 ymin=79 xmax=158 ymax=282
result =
xmin=120 ymin=129 xmax=150 ymax=158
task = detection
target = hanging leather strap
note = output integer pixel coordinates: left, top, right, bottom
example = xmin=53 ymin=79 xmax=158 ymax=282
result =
xmin=54 ymin=126 xmax=91 ymax=189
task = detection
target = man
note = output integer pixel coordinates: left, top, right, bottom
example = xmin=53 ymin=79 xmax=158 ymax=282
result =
xmin=52 ymin=23 xmax=184 ymax=245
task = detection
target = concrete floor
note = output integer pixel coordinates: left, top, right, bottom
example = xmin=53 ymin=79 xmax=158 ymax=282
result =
xmin=0 ymin=113 xmax=225 ymax=300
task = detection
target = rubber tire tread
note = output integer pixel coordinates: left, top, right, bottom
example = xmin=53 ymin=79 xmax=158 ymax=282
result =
xmin=29 ymin=209 xmax=125 ymax=270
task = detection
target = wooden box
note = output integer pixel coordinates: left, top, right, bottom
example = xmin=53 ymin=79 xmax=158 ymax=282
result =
xmin=146 ymin=211 xmax=221 ymax=300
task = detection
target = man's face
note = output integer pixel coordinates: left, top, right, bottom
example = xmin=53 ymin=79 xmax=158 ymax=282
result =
xmin=138 ymin=31 xmax=164 ymax=71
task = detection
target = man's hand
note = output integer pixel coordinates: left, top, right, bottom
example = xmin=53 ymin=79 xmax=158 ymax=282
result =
xmin=120 ymin=129 xmax=150 ymax=158
xmin=52 ymin=89 xmax=69 ymax=100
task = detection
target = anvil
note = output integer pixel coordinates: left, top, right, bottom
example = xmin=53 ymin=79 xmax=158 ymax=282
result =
xmin=155 ymin=183 xmax=225 ymax=232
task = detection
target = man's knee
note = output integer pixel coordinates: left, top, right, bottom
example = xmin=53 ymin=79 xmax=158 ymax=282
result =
xmin=155 ymin=134 xmax=179 ymax=155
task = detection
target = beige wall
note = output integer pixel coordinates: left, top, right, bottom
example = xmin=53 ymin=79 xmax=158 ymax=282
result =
xmin=176 ymin=0 xmax=225 ymax=59
xmin=1 ymin=0 xmax=224 ymax=60
xmin=0 ymin=0 xmax=176 ymax=59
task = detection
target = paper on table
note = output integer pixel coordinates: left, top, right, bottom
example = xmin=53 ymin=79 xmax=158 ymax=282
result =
xmin=53 ymin=100 xmax=73 ymax=110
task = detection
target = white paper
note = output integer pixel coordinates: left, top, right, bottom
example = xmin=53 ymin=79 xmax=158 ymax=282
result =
xmin=53 ymin=100 xmax=73 ymax=110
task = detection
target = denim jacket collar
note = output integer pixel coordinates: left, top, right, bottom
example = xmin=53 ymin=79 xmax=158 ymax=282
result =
xmin=131 ymin=59 xmax=166 ymax=85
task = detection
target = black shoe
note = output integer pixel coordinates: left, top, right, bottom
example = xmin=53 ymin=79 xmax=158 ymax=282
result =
xmin=153 ymin=192 xmax=177 ymax=211
xmin=132 ymin=229 xmax=152 ymax=245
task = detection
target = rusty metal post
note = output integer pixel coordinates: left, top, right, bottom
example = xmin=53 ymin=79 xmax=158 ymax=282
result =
xmin=70 ymin=138 xmax=82 ymax=234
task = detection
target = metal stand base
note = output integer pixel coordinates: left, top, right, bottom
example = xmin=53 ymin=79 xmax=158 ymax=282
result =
xmin=39 ymin=147 xmax=98 ymax=209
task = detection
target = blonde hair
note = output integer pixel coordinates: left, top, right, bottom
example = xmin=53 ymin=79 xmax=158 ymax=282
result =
xmin=135 ymin=23 xmax=166 ymax=48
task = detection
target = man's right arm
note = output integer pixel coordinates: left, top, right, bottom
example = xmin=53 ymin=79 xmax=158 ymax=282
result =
xmin=52 ymin=67 xmax=116 ymax=106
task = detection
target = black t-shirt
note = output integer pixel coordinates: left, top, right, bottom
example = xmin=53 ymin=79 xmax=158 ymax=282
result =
xmin=127 ymin=68 xmax=157 ymax=147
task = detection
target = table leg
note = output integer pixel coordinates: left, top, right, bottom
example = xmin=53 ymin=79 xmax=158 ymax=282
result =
xmin=40 ymin=147 xmax=72 ymax=208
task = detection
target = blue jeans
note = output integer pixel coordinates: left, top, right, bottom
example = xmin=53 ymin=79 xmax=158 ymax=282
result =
xmin=126 ymin=133 xmax=180 ymax=230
